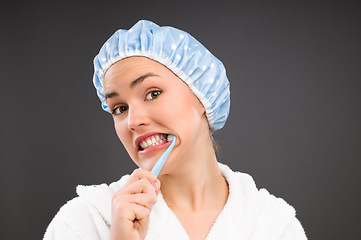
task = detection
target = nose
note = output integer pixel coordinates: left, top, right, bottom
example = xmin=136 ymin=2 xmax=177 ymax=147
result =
xmin=127 ymin=104 xmax=150 ymax=131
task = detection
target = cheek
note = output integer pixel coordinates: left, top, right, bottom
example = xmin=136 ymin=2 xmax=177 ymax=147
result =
xmin=165 ymin=92 xmax=203 ymax=130
xmin=114 ymin=119 xmax=132 ymax=149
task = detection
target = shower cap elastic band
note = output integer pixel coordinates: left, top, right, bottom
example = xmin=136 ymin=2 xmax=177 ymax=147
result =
xmin=93 ymin=20 xmax=230 ymax=131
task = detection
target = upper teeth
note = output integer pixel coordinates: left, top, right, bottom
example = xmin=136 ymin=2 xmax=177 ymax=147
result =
xmin=140 ymin=134 xmax=168 ymax=150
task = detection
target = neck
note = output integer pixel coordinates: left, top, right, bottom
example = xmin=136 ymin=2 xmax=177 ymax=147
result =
xmin=159 ymin=148 xmax=228 ymax=212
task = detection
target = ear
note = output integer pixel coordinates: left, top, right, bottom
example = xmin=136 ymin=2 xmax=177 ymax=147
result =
xmin=196 ymin=99 xmax=206 ymax=116
xmin=201 ymin=105 xmax=205 ymax=114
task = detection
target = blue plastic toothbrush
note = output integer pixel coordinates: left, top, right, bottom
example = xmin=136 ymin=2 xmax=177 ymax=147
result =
xmin=150 ymin=135 xmax=176 ymax=177
xmin=133 ymin=135 xmax=176 ymax=223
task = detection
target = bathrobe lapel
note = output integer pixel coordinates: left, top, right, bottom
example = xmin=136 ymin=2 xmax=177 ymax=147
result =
xmin=75 ymin=163 xmax=296 ymax=240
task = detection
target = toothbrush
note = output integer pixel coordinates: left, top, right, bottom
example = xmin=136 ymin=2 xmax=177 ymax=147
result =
xmin=151 ymin=134 xmax=176 ymax=177
xmin=133 ymin=134 xmax=176 ymax=223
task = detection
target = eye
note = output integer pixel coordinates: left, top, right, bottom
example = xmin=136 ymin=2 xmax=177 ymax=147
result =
xmin=145 ymin=90 xmax=162 ymax=101
xmin=112 ymin=105 xmax=128 ymax=116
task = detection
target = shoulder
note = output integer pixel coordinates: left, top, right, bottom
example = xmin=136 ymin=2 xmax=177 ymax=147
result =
xmin=280 ymin=217 xmax=308 ymax=240
xmin=219 ymin=162 xmax=295 ymax=210
xmin=43 ymin=174 xmax=130 ymax=240
xmin=43 ymin=197 xmax=98 ymax=239
xmin=218 ymin=162 xmax=307 ymax=239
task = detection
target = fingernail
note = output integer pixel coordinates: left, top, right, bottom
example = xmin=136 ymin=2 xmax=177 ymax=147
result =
xmin=153 ymin=180 xmax=159 ymax=190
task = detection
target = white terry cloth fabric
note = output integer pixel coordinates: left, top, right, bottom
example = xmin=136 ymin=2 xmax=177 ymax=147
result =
xmin=43 ymin=163 xmax=307 ymax=240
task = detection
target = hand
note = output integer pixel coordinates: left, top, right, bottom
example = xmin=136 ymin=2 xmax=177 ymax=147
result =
xmin=110 ymin=169 xmax=161 ymax=240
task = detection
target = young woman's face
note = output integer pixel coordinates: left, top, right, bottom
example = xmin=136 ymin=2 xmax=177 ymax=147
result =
xmin=103 ymin=57 xmax=208 ymax=173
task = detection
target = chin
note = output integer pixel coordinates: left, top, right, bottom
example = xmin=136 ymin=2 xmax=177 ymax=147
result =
xmin=134 ymin=157 xmax=158 ymax=172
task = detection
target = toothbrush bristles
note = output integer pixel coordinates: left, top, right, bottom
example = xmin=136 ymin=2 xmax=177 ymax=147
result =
xmin=167 ymin=135 xmax=173 ymax=142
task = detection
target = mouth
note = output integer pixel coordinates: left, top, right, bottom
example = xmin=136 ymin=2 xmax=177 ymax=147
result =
xmin=136 ymin=133 xmax=171 ymax=151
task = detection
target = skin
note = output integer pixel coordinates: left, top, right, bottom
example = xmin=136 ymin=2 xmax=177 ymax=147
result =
xmin=104 ymin=57 xmax=229 ymax=240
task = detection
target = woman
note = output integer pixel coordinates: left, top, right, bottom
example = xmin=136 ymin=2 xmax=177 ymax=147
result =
xmin=44 ymin=20 xmax=307 ymax=240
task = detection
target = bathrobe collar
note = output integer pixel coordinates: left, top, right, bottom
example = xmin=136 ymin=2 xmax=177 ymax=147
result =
xmin=76 ymin=163 xmax=296 ymax=239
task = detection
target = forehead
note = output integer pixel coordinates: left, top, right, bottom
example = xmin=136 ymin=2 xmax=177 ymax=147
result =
xmin=104 ymin=57 xmax=172 ymax=84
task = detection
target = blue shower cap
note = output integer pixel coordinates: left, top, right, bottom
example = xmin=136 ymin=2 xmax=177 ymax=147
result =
xmin=93 ymin=20 xmax=230 ymax=131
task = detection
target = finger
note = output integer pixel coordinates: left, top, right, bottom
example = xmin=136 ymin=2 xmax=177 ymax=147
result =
xmin=155 ymin=179 xmax=161 ymax=196
xmin=127 ymin=169 xmax=159 ymax=189
xmin=111 ymin=195 xmax=151 ymax=224
xmin=127 ymin=192 xmax=157 ymax=210
xmin=127 ymin=203 xmax=150 ymax=223
xmin=120 ymin=177 xmax=158 ymax=196
xmin=113 ymin=179 xmax=158 ymax=209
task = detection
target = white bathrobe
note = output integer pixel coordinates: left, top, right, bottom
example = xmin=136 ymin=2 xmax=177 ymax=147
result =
xmin=44 ymin=163 xmax=307 ymax=239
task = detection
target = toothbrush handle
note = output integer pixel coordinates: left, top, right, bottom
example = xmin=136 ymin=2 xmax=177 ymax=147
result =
xmin=151 ymin=135 xmax=176 ymax=177
xmin=133 ymin=135 xmax=176 ymax=223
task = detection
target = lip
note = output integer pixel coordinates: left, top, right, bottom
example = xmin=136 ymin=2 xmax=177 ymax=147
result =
xmin=138 ymin=140 xmax=171 ymax=155
xmin=135 ymin=132 xmax=168 ymax=150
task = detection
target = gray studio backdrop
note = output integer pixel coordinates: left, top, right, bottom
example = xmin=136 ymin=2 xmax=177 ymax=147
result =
xmin=1 ymin=1 xmax=360 ymax=239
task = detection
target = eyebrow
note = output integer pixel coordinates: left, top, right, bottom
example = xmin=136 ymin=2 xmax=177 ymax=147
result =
xmin=130 ymin=72 xmax=158 ymax=88
xmin=105 ymin=72 xmax=158 ymax=100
